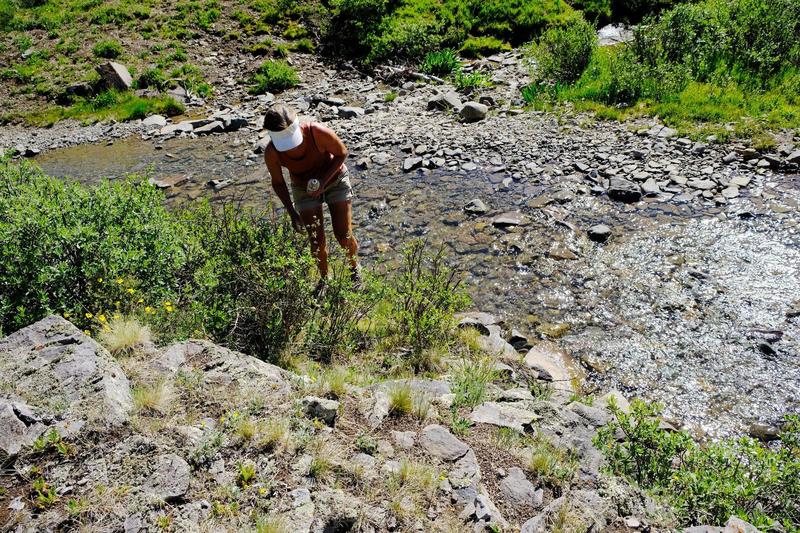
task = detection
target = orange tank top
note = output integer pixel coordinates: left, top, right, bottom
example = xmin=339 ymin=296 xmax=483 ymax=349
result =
xmin=277 ymin=123 xmax=335 ymax=185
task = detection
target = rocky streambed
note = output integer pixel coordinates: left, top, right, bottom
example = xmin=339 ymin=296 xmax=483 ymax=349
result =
xmin=8 ymin=51 xmax=800 ymax=439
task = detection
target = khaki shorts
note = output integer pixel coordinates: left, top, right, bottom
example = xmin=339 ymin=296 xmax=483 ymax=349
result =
xmin=291 ymin=168 xmax=354 ymax=212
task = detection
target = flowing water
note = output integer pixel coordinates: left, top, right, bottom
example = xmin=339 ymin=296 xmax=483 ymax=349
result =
xmin=35 ymin=134 xmax=800 ymax=438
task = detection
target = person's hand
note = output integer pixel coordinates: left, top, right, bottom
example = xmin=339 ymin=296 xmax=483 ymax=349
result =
xmin=290 ymin=211 xmax=304 ymax=233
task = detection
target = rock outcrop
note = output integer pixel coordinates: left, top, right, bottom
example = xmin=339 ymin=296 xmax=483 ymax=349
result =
xmin=0 ymin=315 xmax=676 ymax=532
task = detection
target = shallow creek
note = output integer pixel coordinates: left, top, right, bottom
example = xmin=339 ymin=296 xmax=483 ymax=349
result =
xmin=36 ymin=135 xmax=800 ymax=439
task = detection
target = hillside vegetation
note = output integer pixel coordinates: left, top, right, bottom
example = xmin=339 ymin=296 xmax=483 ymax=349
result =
xmin=1 ymin=0 xmax=797 ymax=137
xmin=2 ymin=158 xmax=800 ymax=531
xmin=527 ymin=0 xmax=800 ymax=139
xmin=2 ymin=0 xmax=684 ymax=124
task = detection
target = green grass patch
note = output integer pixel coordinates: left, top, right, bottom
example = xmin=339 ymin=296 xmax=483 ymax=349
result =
xmin=92 ymin=39 xmax=123 ymax=59
xmin=524 ymin=0 xmax=800 ymax=140
xmin=248 ymin=60 xmax=299 ymax=94
xmin=420 ymin=49 xmax=460 ymax=77
xmin=596 ymin=400 xmax=800 ymax=530
xmin=22 ymin=91 xmax=184 ymax=127
xmin=459 ymin=36 xmax=511 ymax=58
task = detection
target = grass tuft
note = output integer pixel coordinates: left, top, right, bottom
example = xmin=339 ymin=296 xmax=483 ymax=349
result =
xmin=97 ymin=316 xmax=151 ymax=356
xmin=388 ymin=384 xmax=413 ymax=417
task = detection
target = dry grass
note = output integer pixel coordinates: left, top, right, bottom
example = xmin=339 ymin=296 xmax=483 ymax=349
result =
xmin=307 ymin=437 xmax=342 ymax=484
xmin=97 ymin=316 xmax=151 ymax=356
xmin=385 ymin=459 xmax=441 ymax=522
xmin=255 ymin=514 xmax=288 ymax=533
xmin=316 ymin=366 xmax=349 ymax=399
xmin=258 ymin=417 xmax=292 ymax=454
xmin=131 ymin=379 xmax=170 ymax=415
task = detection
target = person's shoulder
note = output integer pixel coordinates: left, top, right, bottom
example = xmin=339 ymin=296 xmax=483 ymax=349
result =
xmin=263 ymin=140 xmax=279 ymax=161
xmin=309 ymin=121 xmax=335 ymax=137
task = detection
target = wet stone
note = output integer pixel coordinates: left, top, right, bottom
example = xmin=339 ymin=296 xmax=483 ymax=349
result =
xmin=464 ymin=198 xmax=489 ymax=215
xmin=587 ymin=224 xmax=612 ymax=243
xmin=608 ymin=178 xmax=641 ymax=203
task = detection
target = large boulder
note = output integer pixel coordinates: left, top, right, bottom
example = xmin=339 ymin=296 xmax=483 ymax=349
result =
xmin=0 ymin=316 xmax=133 ymax=435
xmin=460 ymin=102 xmax=488 ymax=122
xmin=95 ymin=61 xmax=133 ymax=90
xmin=152 ymin=340 xmax=291 ymax=396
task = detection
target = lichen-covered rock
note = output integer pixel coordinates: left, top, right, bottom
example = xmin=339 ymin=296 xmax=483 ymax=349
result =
xmin=143 ymin=454 xmax=191 ymax=502
xmin=469 ymin=401 xmax=539 ymax=433
xmin=0 ymin=398 xmax=46 ymax=459
xmin=499 ymin=467 xmax=542 ymax=509
xmin=0 ymin=315 xmax=132 ymax=431
xmin=153 ymin=340 xmax=290 ymax=396
xmin=301 ymin=396 xmax=340 ymax=426
xmin=420 ymin=424 xmax=469 ymax=461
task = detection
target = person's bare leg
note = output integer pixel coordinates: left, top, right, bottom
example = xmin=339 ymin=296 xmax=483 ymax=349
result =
xmin=330 ymin=200 xmax=359 ymax=271
xmin=300 ymin=206 xmax=328 ymax=278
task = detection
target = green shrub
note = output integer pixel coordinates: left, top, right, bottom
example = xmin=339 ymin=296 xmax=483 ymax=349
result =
xmin=304 ymin=262 xmax=382 ymax=362
xmin=0 ymin=0 xmax=15 ymax=31
xmin=0 ymin=159 xmax=187 ymax=333
xmin=420 ymin=49 xmax=460 ymax=76
xmin=172 ymin=204 xmax=315 ymax=361
xmin=470 ymin=0 xmax=577 ymax=43
xmin=454 ymin=70 xmax=489 ymax=92
xmin=249 ymin=60 xmax=299 ymax=94
xmin=323 ymin=0 xmax=574 ymax=64
xmin=290 ymin=38 xmax=315 ymax=53
xmin=244 ymin=39 xmax=274 ymax=56
xmin=388 ymin=241 xmax=468 ymax=356
xmin=459 ymin=36 xmax=511 ymax=58
xmin=596 ymin=400 xmax=800 ymax=529
xmin=570 ymin=0 xmax=612 ymax=23
xmin=532 ymin=16 xmax=596 ymax=84
xmin=92 ymin=40 xmax=123 ymax=59
xmin=136 ymin=68 xmax=166 ymax=89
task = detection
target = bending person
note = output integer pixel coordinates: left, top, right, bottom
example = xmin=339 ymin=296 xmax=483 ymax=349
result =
xmin=263 ymin=104 xmax=359 ymax=283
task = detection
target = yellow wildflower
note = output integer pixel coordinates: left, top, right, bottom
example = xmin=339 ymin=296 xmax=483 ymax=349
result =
xmin=116 ymin=278 xmax=123 ymax=284
xmin=165 ymin=306 xmax=174 ymax=313
xmin=145 ymin=306 xmax=153 ymax=314
xmin=163 ymin=301 xmax=172 ymax=307
xmin=97 ymin=277 xmax=103 ymax=283
xmin=85 ymin=312 xmax=93 ymax=319
xmin=258 ymin=487 xmax=267 ymax=496
xmin=63 ymin=312 xmax=71 ymax=318
xmin=83 ymin=330 xmax=91 ymax=336
xmin=113 ymin=313 xmax=121 ymax=320
xmin=137 ymin=298 xmax=144 ymax=304
xmin=127 ymin=288 xmax=135 ymax=294
xmin=98 ymin=314 xmax=107 ymax=322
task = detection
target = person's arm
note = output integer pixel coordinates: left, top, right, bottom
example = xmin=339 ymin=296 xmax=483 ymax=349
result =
xmin=264 ymin=145 xmax=303 ymax=231
xmin=308 ymin=123 xmax=348 ymax=198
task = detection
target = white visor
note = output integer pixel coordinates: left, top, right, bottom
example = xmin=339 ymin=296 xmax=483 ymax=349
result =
xmin=268 ymin=117 xmax=304 ymax=152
